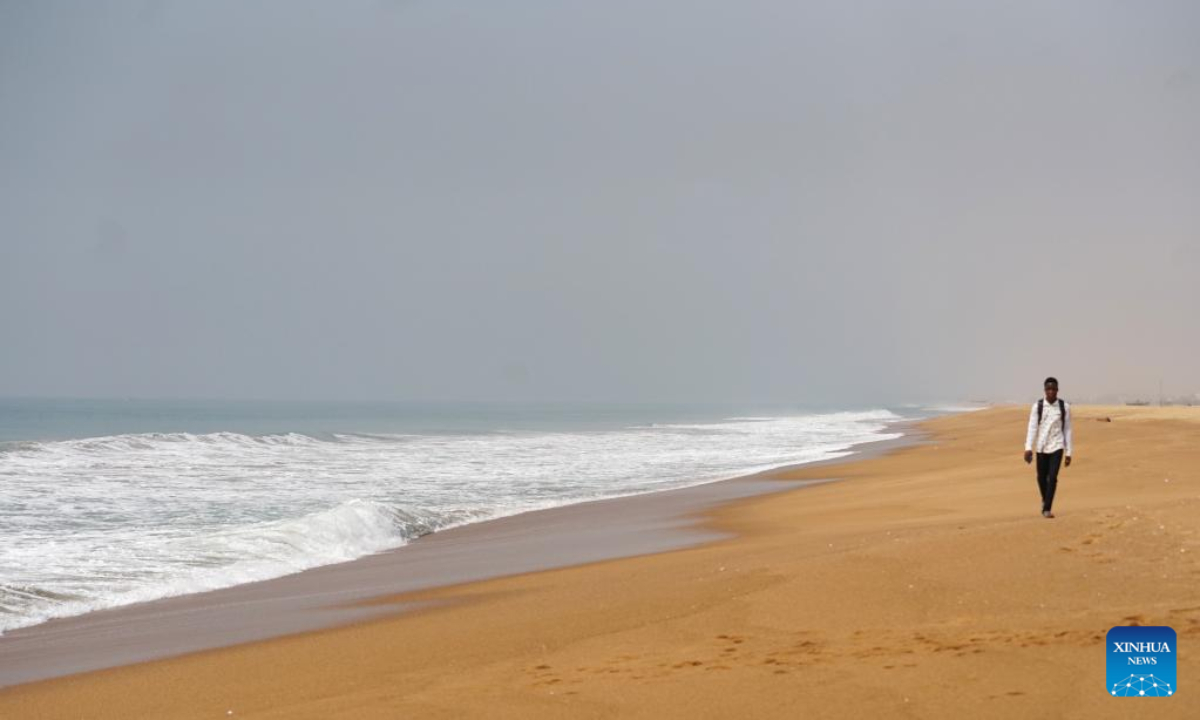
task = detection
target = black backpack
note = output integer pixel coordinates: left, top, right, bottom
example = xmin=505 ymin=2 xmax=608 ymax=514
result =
xmin=1037 ymin=398 xmax=1068 ymax=435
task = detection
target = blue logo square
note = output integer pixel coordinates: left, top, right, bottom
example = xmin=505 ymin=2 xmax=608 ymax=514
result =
xmin=1107 ymin=626 xmax=1176 ymax=697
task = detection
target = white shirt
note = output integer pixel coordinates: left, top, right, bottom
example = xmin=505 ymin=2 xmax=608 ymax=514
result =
xmin=1025 ymin=399 xmax=1072 ymax=456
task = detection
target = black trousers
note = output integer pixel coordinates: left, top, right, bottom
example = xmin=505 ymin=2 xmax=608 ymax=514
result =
xmin=1036 ymin=449 xmax=1064 ymax=512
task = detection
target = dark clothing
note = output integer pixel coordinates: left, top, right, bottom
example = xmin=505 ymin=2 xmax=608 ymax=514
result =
xmin=1036 ymin=449 xmax=1064 ymax=512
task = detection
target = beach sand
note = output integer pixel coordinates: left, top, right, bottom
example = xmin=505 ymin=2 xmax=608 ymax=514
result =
xmin=2 ymin=405 xmax=1198 ymax=718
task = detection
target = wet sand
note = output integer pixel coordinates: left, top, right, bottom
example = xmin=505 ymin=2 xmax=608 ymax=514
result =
xmin=3 ymin=405 xmax=1199 ymax=718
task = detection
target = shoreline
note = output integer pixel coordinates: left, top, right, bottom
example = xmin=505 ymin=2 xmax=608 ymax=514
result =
xmin=0 ymin=417 xmax=919 ymax=688
xmin=5 ymin=404 xmax=1197 ymax=719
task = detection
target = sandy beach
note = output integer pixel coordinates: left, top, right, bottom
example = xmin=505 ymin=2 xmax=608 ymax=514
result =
xmin=2 ymin=404 xmax=1198 ymax=718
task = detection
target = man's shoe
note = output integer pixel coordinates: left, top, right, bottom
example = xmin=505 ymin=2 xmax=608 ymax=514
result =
xmin=1042 ymin=510 xmax=1055 ymax=519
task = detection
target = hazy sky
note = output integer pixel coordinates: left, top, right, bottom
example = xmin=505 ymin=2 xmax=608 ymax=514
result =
xmin=2 ymin=0 xmax=1197 ymax=405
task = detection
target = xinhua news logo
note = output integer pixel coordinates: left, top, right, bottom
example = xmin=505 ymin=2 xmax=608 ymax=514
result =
xmin=1107 ymin=626 xmax=1176 ymax=697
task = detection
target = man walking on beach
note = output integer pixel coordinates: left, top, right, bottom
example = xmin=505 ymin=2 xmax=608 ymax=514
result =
xmin=1024 ymin=377 xmax=1072 ymax=518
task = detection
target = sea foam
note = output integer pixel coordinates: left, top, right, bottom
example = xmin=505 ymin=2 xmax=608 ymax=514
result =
xmin=0 ymin=409 xmax=904 ymax=632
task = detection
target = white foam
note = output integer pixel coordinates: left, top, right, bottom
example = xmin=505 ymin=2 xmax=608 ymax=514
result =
xmin=0 ymin=409 xmax=903 ymax=632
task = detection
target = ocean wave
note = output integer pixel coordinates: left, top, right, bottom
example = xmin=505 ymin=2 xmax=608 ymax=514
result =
xmin=0 ymin=498 xmax=473 ymax=632
xmin=0 ymin=430 xmax=339 ymax=458
xmin=0 ymin=407 xmax=905 ymax=633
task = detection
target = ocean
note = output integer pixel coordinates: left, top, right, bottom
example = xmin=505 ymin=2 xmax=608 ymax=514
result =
xmin=0 ymin=398 xmax=956 ymax=634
